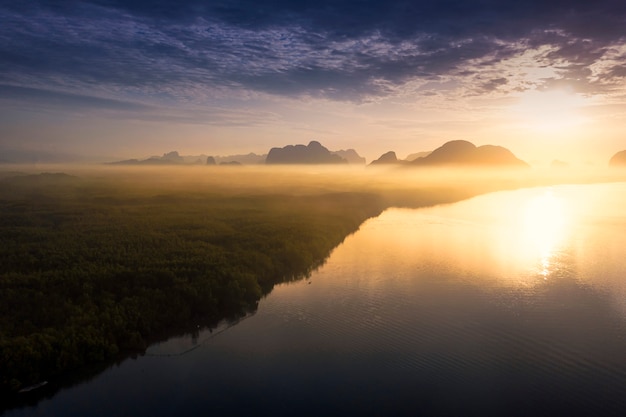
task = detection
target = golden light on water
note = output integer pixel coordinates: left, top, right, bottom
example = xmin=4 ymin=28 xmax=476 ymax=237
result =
xmin=521 ymin=190 xmax=568 ymax=278
xmin=475 ymin=187 xmax=573 ymax=284
xmin=331 ymin=181 xmax=626 ymax=293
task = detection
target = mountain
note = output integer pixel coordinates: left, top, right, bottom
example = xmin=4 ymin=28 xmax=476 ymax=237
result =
xmin=212 ymin=153 xmax=266 ymax=165
xmin=412 ymin=140 xmax=475 ymax=165
xmin=109 ymin=152 xmax=266 ymax=166
xmin=369 ymin=151 xmax=404 ymax=165
xmin=410 ymin=140 xmax=528 ymax=167
xmin=265 ymin=141 xmax=347 ymax=164
xmin=404 ymin=151 xmax=431 ymax=161
xmin=609 ymin=150 xmax=626 ymax=167
xmin=109 ymin=151 xmax=185 ymax=165
xmin=332 ymin=149 xmax=366 ymax=164
xmin=159 ymin=151 xmax=184 ymax=164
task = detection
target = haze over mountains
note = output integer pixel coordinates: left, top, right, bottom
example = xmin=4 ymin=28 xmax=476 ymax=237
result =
xmin=106 ymin=140 xmax=529 ymax=167
xmin=411 ymin=140 xmax=529 ymax=167
xmin=108 ymin=141 xmax=367 ymax=166
xmin=369 ymin=140 xmax=528 ymax=167
xmin=109 ymin=151 xmax=266 ymax=166
xmin=4 ymin=140 xmax=625 ymax=167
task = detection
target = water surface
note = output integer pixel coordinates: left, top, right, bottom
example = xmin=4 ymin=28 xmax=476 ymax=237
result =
xmin=8 ymin=183 xmax=626 ymax=416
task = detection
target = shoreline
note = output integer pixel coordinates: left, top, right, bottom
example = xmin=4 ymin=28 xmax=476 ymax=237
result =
xmin=1 ymin=166 xmax=625 ymax=407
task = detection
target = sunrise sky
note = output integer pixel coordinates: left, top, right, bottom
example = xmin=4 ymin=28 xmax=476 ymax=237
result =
xmin=1 ymin=0 xmax=625 ymax=165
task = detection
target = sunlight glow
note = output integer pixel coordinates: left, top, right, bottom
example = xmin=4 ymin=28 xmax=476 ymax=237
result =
xmin=511 ymin=90 xmax=590 ymax=133
xmin=521 ymin=190 xmax=568 ymax=278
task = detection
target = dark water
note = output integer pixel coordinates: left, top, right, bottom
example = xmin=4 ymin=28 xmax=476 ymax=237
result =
xmin=7 ymin=183 xmax=626 ymax=416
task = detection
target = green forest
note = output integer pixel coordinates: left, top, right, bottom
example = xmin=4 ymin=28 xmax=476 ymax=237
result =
xmin=0 ymin=170 xmax=386 ymax=395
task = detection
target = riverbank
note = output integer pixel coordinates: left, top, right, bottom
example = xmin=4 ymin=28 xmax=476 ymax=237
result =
xmin=1 ymin=165 xmax=624 ymax=399
xmin=0 ymin=168 xmax=387 ymax=396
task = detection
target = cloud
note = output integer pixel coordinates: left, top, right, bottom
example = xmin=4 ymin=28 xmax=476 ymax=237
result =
xmin=0 ymin=84 xmax=280 ymax=127
xmin=608 ymin=65 xmax=626 ymax=78
xmin=477 ymin=78 xmax=509 ymax=94
xmin=0 ymin=84 xmax=152 ymax=111
xmin=1 ymin=0 xmax=625 ymax=105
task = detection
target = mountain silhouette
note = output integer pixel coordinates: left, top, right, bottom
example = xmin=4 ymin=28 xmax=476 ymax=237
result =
xmin=405 ymin=151 xmax=431 ymax=161
xmin=212 ymin=153 xmax=266 ymax=165
xmin=333 ymin=149 xmax=366 ymax=164
xmin=369 ymin=151 xmax=404 ymax=165
xmin=109 ymin=152 xmax=266 ymax=165
xmin=160 ymin=151 xmax=184 ymax=163
xmin=411 ymin=140 xmax=528 ymax=167
xmin=109 ymin=151 xmax=185 ymax=165
xmin=266 ymin=141 xmax=347 ymax=164
xmin=609 ymin=150 xmax=626 ymax=167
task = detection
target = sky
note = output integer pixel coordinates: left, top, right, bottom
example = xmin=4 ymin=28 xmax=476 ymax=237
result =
xmin=1 ymin=0 xmax=625 ymax=165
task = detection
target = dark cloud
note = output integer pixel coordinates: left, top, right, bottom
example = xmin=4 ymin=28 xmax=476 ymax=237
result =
xmin=1 ymin=0 xmax=625 ymax=105
xmin=66 ymin=0 xmax=624 ymax=41
xmin=608 ymin=65 xmax=626 ymax=78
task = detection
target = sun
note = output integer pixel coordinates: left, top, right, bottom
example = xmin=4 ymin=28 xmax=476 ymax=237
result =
xmin=510 ymin=89 xmax=589 ymax=133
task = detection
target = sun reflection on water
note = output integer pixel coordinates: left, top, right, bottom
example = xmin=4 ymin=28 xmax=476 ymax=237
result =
xmin=521 ymin=190 xmax=568 ymax=279
xmin=330 ymin=183 xmax=626 ymax=314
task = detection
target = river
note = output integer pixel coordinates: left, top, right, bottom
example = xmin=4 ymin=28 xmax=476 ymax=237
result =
xmin=7 ymin=182 xmax=626 ymax=416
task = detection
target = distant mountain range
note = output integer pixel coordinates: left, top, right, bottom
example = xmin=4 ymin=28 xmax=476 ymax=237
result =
xmin=108 ymin=151 xmax=267 ymax=166
xmin=108 ymin=151 xmax=189 ymax=165
xmin=370 ymin=140 xmax=529 ymax=167
xmin=8 ymin=141 xmax=624 ymax=168
xmin=108 ymin=144 xmax=367 ymax=166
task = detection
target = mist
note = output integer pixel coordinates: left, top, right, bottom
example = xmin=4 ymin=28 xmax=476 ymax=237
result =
xmin=2 ymin=162 xmax=624 ymax=206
